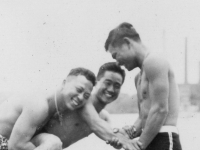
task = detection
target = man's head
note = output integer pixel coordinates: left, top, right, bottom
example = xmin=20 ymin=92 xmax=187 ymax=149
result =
xmin=105 ymin=22 xmax=141 ymax=71
xmin=61 ymin=67 xmax=96 ymax=110
xmin=95 ymin=62 xmax=125 ymax=104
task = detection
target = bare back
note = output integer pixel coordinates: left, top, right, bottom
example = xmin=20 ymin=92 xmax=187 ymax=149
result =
xmin=0 ymin=97 xmax=23 ymax=138
xmin=136 ymin=54 xmax=180 ymax=128
xmin=0 ymin=94 xmax=52 ymax=140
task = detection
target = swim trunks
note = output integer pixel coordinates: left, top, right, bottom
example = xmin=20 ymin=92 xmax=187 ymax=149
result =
xmin=0 ymin=135 xmax=8 ymax=150
xmin=146 ymin=126 xmax=182 ymax=150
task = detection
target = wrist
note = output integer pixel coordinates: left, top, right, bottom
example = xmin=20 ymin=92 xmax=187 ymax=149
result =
xmin=129 ymin=125 xmax=137 ymax=139
xmin=138 ymin=139 xmax=146 ymax=150
xmin=131 ymin=125 xmax=137 ymax=134
xmin=113 ymin=128 xmax=119 ymax=133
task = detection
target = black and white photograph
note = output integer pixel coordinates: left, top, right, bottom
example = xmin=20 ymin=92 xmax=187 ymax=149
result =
xmin=0 ymin=0 xmax=199 ymax=150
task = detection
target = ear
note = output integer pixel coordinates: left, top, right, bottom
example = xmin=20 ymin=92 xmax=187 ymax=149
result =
xmin=62 ymin=79 xmax=66 ymax=85
xmin=123 ymin=37 xmax=131 ymax=45
xmin=123 ymin=37 xmax=132 ymax=50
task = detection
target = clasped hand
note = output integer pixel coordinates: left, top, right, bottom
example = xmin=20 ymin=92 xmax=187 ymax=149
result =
xmin=106 ymin=128 xmax=142 ymax=150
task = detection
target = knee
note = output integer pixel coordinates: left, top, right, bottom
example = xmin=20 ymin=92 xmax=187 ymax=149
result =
xmin=48 ymin=136 xmax=63 ymax=149
xmin=33 ymin=133 xmax=63 ymax=150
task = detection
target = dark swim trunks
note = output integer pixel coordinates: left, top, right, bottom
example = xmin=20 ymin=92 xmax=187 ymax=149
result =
xmin=146 ymin=132 xmax=182 ymax=150
xmin=0 ymin=135 xmax=8 ymax=150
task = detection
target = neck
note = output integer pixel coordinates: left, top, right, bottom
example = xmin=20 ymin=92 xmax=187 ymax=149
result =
xmin=54 ymin=90 xmax=66 ymax=113
xmin=91 ymin=94 xmax=106 ymax=113
xmin=132 ymin=42 xmax=149 ymax=69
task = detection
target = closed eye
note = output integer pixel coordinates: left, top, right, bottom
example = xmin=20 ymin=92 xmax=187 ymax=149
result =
xmin=84 ymin=93 xmax=90 ymax=99
xmin=76 ymin=87 xmax=83 ymax=93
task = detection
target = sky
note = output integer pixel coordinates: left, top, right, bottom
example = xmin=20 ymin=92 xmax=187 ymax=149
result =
xmin=0 ymin=0 xmax=200 ymax=95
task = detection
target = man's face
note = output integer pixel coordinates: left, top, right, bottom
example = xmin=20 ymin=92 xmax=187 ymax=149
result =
xmin=108 ymin=44 xmax=134 ymax=71
xmin=62 ymin=75 xmax=93 ymax=110
xmin=95 ymin=71 xmax=123 ymax=104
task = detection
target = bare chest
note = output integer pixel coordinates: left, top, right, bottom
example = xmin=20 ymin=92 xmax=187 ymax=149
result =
xmin=45 ymin=111 xmax=91 ymax=146
xmin=136 ymin=71 xmax=149 ymax=101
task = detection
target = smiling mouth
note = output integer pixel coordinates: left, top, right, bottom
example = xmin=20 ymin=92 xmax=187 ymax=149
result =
xmin=72 ymin=98 xmax=80 ymax=106
xmin=104 ymin=92 xmax=114 ymax=98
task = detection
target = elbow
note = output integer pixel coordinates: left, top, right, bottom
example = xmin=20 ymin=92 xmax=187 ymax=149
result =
xmin=157 ymin=107 xmax=168 ymax=117
xmin=152 ymin=104 xmax=168 ymax=118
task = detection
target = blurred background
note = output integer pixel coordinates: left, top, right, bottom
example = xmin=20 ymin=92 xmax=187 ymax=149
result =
xmin=0 ymin=0 xmax=200 ymax=149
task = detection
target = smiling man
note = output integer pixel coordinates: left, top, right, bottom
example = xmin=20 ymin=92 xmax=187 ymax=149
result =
xmin=32 ymin=62 xmax=136 ymax=150
xmin=104 ymin=22 xmax=182 ymax=150
xmin=0 ymin=67 xmax=95 ymax=150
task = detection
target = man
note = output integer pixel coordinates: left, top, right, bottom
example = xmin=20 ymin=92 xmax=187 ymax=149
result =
xmin=33 ymin=62 xmax=136 ymax=150
xmin=0 ymin=67 xmax=96 ymax=150
xmin=105 ymin=22 xmax=182 ymax=150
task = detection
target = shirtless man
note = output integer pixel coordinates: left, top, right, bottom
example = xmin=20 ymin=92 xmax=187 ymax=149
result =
xmin=105 ymin=22 xmax=182 ymax=150
xmin=0 ymin=67 xmax=96 ymax=150
xmin=33 ymin=62 xmax=137 ymax=150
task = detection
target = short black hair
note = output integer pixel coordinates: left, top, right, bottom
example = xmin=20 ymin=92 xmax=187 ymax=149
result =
xmin=105 ymin=22 xmax=141 ymax=51
xmin=97 ymin=62 xmax=125 ymax=84
xmin=68 ymin=67 xmax=96 ymax=86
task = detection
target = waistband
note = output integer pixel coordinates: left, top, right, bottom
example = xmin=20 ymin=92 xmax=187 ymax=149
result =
xmin=159 ymin=126 xmax=179 ymax=134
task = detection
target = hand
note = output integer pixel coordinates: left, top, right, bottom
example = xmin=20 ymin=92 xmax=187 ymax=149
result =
xmin=113 ymin=128 xmax=130 ymax=139
xmin=106 ymin=137 xmax=122 ymax=149
xmin=123 ymin=139 xmax=142 ymax=150
xmin=106 ymin=128 xmax=128 ymax=149
xmin=122 ymin=125 xmax=136 ymax=139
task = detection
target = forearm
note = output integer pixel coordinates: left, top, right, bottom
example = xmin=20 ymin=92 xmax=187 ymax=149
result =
xmin=132 ymin=118 xmax=143 ymax=137
xmin=9 ymin=141 xmax=36 ymax=150
xmin=138 ymin=109 xmax=168 ymax=149
xmin=120 ymin=117 xmax=142 ymax=139
xmin=91 ymin=119 xmax=119 ymax=142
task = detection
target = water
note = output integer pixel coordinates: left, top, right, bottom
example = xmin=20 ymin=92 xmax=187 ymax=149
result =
xmin=66 ymin=112 xmax=200 ymax=150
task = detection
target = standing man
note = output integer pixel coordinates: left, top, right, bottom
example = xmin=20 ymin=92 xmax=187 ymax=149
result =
xmin=33 ymin=62 xmax=136 ymax=150
xmin=105 ymin=22 xmax=182 ymax=150
xmin=0 ymin=67 xmax=95 ymax=150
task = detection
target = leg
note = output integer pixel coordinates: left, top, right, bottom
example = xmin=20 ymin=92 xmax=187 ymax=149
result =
xmin=31 ymin=133 xmax=63 ymax=150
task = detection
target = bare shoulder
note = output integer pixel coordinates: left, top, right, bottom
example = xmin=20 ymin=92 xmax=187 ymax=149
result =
xmin=22 ymin=95 xmax=49 ymax=122
xmin=99 ymin=109 xmax=109 ymax=118
xmin=143 ymin=53 xmax=170 ymax=78
xmin=77 ymin=99 xmax=94 ymax=115
xmin=99 ymin=109 xmax=110 ymax=122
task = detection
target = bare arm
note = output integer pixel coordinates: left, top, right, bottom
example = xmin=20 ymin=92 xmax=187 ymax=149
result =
xmin=138 ymin=58 xmax=169 ymax=149
xmin=121 ymin=73 xmax=143 ymax=139
xmin=8 ymin=101 xmax=48 ymax=150
xmin=31 ymin=133 xmax=62 ymax=150
xmin=78 ymin=102 xmax=136 ymax=150
xmin=78 ymin=102 xmax=121 ymax=141
xmin=99 ymin=109 xmax=112 ymax=125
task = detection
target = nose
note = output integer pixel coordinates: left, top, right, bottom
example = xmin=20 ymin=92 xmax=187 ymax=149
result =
xmin=107 ymin=85 xmax=114 ymax=93
xmin=77 ymin=93 xmax=84 ymax=102
xmin=112 ymin=53 xmax=117 ymax=59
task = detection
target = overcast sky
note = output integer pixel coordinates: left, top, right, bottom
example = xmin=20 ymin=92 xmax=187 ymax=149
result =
xmin=0 ymin=0 xmax=200 ymax=95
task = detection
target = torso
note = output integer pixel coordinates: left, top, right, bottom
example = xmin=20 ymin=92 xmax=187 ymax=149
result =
xmin=136 ymin=55 xmax=180 ymax=128
xmin=43 ymin=110 xmax=92 ymax=148
xmin=43 ymin=103 xmax=105 ymax=148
